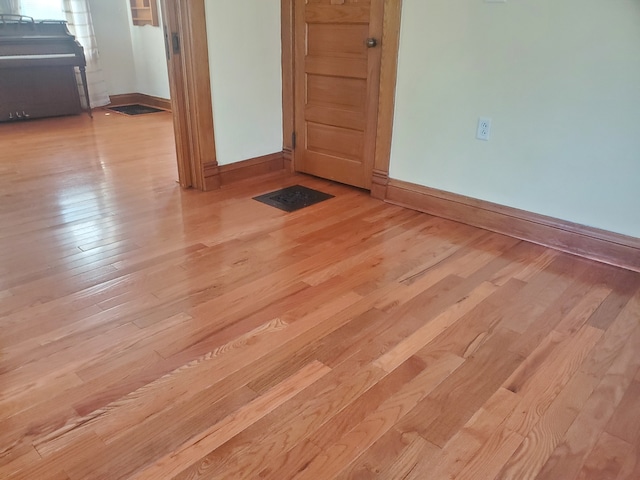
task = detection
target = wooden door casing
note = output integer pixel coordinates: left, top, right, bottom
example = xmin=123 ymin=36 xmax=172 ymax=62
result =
xmin=161 ymin=0 xmax=218 ymax=191
xmin=294 ymin=0 xmax=384 ymax=189
xmin=160 ymin=0 xmax=402 ymax=194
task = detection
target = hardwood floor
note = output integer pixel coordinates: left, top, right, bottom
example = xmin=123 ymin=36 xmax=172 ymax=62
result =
xmin=1 ymin=111 xmax=639 ymax=480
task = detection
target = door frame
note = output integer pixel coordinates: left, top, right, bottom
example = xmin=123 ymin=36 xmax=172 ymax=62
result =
xmin=281 ymin=0 xmax=403 ymax=198
xmin=163 ymin=0 xmax=403 ymax=194
xmin=162 ymin=0 xmax=219 ymax=191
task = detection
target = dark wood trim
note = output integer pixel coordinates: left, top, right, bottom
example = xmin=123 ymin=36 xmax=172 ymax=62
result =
xmin=385 ymin=179 xmax=640 ymax=273
xmin=203 ymin=152 xmax=285 ymax=190
xmin=109 ymin=93 xmax=172 ymax=111
xmin=281 ymin=0 xmax=295 ymax=173
xmin=282 ymin=0 xmax=403 ymax=191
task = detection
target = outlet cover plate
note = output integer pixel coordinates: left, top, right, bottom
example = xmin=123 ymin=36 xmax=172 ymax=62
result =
xmin=477 ymin=117 xmax=492 ymax=141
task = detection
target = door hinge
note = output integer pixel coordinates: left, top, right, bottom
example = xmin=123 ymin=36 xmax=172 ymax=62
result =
xmin=292 ymin=131 xmax=297 ymax=149
xmin=172 ymin=32 xmax=181 ymax=54
xmin=164 ymin=26 xmax=170 ymax=61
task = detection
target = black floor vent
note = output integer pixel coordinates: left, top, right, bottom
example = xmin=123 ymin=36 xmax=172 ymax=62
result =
xmin=253 ymin=185 xmax=334 ymax=212
xmin=108 ymin=104 xmax=165 ymax=116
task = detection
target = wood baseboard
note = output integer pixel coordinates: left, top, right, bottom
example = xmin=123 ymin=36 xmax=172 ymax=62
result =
xmin=203 ymin=161 xmax=221 ymax=191
xmin=385 ymin=179 xmax=640 ymax=273
xmin=371 ymin=169 xmax=389 ymax=200
xmin=203 ymin=152 xmax=285 ymax=191
xmin=283 ymin=147 xmax=293 ymax=173
xmin=109 ymin=93 xmax=172 ymax=111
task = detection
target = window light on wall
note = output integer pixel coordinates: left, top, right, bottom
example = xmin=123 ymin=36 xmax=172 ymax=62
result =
xmin=20 ymin=0 xmax=64 ymax=20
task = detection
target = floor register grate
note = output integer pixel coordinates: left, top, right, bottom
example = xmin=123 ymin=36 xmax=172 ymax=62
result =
xmin=253 ymin=184 xmax=334 ymax=212
xmin=107 ymin=104 xmax=165 ymax=116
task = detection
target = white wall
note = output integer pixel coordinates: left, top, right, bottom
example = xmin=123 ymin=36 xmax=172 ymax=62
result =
xmin=204 ymin=0 xmax=283 ymax=165
xmin=89 ymin=0 xmax=136 ymax=95
xmin=90 ymin=0 xmax=169 ymax=99
xmin=91 ymin=0 xmax=282 ymax=165
xmin=390 ymin=0 xmax=640 ymax=238
xmin=127 ymin=9 xmax=171 ymax=99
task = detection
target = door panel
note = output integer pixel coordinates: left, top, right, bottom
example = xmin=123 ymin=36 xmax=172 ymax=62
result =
xmin=307 ymin=24 xmax=368 ymax=57
xmin=306 ymin=4 xmax=370 ymax=24
xmin=295 ymin=0 xmax=383 ymax=189
xmin=307 ymin=123 xmax=364 ymax=160
xmin=307 ymin=75 xmax=367 ymax=109
xmin=305 ymin=56 xmax=367 ymax=78
xmin=305 ymin=105 xmax=366 ymax=131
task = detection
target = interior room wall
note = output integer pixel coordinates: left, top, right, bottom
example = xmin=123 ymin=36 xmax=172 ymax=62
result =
xmin=127 ymin=5 xmax=171 ymax=99
xmin=89 ymin=0 xmax=169 ymax=99
xmin=87 ymin=0 xmax=137 ymax=95
xmin=389 ymin=0 xmax=640 ymax=238
xmin=204 ymin=0 xmax=283 ymax=166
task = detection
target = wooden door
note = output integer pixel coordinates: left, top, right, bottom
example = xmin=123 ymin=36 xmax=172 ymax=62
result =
xmin=294 ymin=0 xmax=383 ymax=189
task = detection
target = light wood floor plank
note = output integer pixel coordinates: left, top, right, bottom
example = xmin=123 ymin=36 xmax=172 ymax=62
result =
xmin=1 ymin=111 xmax=639 ymax=479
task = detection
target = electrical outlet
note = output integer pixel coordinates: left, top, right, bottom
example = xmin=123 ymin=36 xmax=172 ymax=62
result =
xmin=477 ymin=117 xmax=492 ymax=141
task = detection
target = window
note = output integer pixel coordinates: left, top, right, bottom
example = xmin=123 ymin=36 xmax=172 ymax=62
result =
xmin=20 ymin=0 xmax=64 ymax=20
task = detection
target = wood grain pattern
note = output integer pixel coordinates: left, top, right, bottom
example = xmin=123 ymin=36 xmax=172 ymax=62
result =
xmin=161 ymin=0 xmax=217 ymax=191
xmin=385 ymin=178 xmax=640 ymax=273
xmin=217 ymin=152 xmax=285 ymax=185
xmin=281 ymin=0 xmax=295 ymax=171
xmin=576 ymin=432 xmax=632 ymax=480
xmin=370 ymin=0 xmax=403 ymax=199
xmin=294 ymin=0 xmax=381 ymax=188
xmin=1 ymin=111 xmax=640 ymax=479
xmin=536 ymin=307 xmax=640 ymax=479
xmin=134 ymin=361 xmax=331 ymax=479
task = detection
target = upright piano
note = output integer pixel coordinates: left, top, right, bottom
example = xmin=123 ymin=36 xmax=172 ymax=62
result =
xmin=0 ymin=14 xmax=91 ymax=122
